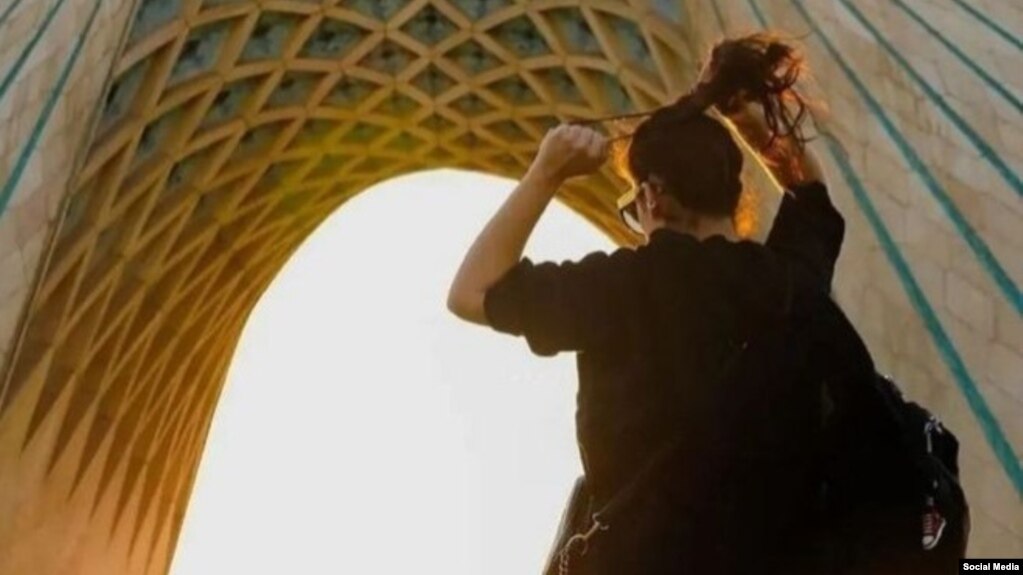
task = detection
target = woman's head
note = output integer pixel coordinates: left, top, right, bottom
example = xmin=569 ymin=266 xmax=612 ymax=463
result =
xmin=617 ymin=33 xmax=811 ymax=239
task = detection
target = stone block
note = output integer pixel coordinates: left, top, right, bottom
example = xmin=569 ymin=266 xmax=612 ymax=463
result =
xmin=0 ymin=287 xmax=25 ymax=358
xmin=944 ymin=269 xmax=995 ymax=339
xmin=0 ymin=249 xmax=26 ymax=301
xmin=985 ymin=343 xmax=1023 ymax=404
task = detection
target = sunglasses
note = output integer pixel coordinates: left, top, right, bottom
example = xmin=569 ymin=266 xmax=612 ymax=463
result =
xmin=616 ymin=184 xmax=644 ymax=236
xmin=616 ymin=175 xmax=668 ymax=237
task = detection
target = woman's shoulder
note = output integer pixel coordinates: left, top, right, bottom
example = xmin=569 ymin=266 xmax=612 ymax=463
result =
xmin=639 ymin=231 xmax=784 ymax=288
xmin=643 ymin=229 xmax=768 ymax=259
xmin=768 ymin=179 xmax=845 ymax=288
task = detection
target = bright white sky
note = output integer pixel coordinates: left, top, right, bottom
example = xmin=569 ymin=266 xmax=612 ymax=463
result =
xmin=169 ymin=169 xmax=617 ymax=575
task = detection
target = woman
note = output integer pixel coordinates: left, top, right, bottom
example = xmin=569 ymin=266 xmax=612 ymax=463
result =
xmin=447 ymin=34 xmax=844 ymax=574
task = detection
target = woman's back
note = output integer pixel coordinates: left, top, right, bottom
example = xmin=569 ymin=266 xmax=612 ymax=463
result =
xmin=449 ymin=32 xmax=843 ymax=575
xmin=572 ymin=229 xmax=829 ymax=575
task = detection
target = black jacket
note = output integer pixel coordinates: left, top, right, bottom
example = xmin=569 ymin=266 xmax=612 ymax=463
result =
xmin=484 ymin=182 xmax=845 ymax=574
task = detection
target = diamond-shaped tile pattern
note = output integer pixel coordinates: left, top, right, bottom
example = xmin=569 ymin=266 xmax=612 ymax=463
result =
xmin=384 ymin=132 xmax=426 ymax=153
xmin=446 ymin=39 xmax=503 ymax=74
xmin=300 ymin=18 xmax=367 ymax=59
xmin=374 ymin=92 xmax=421 ymax=118
xmin=169 ymin=21 xmax=230 ymax=85
xmin=489 ymin=75 xmax=540 ymax=105
xmin=201 ymin=76 xmax=262 ymax=129
xmin=411 ymin=64 xmax=456 ymax=97
xmin=7 ymin=0 xmax=1023 ymax=570
xmin=267 ymin=72 xmax=322 ymax=108
xmin=583 ymin=69 xmax=632 ymax=114
xmin=651 ymin=0 xmax=682 ymax=23
xmin=487 ymin=119 xmax=529 ymax=143
xmin=420 ymin=113 xmax=456 ymax=133
xmin=400 ymin=4 xmax=457 ymax=46
xmin=227 ymin=121 xmax=287 ymax=167
xmin=166 ymin=151 xmax=207 ymax=193
xmin=323 ymin=75 xmax=378 ymax=109
xmin=604 ymin=12 xmax=655 ymax=74
xmin=359 ymin=40 xmax=416 ymax=75
xmin=99 ymin=59 xmax=148 ymax=135
xmin=490 ymin=15 xmax=551 ymax=58
xmin=535 ymin=68 xmax=585 ymax=104
xmin=1 ymin=1 xmax=818 ymax=573
xmin=349 ymin=0 xmax=406 ymax=21
xmin=450 ymin=0 xmax=512 ymax=21
xmin=132 ymin=106 xmax=186 ymax=168
xmin=338 ymin=122 xmax=385 ymax=145
xmin=308 ymin=154 xmax=353 ymax=180
xmin=450 ymin=92 xmax=492 ymax=116
xmin=241 ymin=12 xmax=303 ymax=63
xmin=547 ymin=8 xmax=602 ymax=56
xmin=129 ymin=0 xmax=181 ymax=45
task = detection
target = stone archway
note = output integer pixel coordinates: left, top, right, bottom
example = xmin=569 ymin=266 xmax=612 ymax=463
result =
xmin=1 ymin=1 xmax=1020 ymax=573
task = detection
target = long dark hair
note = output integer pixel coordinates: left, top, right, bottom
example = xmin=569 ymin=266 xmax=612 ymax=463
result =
xmin=619 ymin=33 xmax=814 ymax=230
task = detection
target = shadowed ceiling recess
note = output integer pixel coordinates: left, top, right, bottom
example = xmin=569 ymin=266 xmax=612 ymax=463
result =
xmin=0 ymin=0 xmax=708 ymax=570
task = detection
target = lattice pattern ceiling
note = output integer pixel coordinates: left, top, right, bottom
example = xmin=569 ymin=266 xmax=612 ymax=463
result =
xmin=0 ymin=0 xmax=726 ymax=570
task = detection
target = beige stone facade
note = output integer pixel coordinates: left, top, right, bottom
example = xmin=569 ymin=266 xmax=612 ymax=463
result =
xmin=0 ymin=0 xmax=1020 ymax=572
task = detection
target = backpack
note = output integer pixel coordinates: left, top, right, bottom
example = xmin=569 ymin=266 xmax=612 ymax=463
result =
xmin=814 ymin=296 xmax=970 ymax=574
xmin=541 ymin=288 xmax=970 ymax=575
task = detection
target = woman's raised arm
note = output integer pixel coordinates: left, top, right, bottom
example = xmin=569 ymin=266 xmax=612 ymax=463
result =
xmin=446 ymin=124 xmax=608 ymax=325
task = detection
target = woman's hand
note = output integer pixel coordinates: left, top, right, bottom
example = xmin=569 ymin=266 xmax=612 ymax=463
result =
xmin=529 ymin=123 xmax=609 ymax=183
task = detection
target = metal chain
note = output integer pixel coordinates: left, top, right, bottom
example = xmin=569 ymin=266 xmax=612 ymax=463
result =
xmin=558 ymin=544 xmax=572 ymax=575
xmin=556 ymin=515 xmax=608 ymax=575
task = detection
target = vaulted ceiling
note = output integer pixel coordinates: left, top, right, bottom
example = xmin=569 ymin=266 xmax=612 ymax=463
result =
xmin=1 ymin=1 xmax=729 ymax=572
xmin=1 ymin=1 xmax=1020 ymax=573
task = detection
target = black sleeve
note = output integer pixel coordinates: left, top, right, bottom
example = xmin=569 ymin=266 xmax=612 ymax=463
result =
xmin=482 ymin=248 xmax=637 ymax=357
xmin=765 ymin=181 xmax=845 ymax=288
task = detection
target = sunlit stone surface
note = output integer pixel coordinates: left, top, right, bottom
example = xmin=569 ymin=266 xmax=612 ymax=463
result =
xmin=0 ymin=1 xmax=1020 ymax=572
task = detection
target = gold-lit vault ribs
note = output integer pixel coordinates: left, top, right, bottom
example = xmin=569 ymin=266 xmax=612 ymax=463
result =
xmin=6 ymin=0 xmax=1023 ymax=572
xmin=2 ymin=2 xmax=789 ymax=574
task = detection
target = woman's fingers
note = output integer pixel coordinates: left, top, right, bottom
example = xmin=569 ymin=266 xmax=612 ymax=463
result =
xmin=565 ymin=125 xmax=601 ymax=156
xmin=575 ymin=127 xmax=607 ymax=170
xmin=537 ymin=123 xmax=607 ymax=180
xmin=566 ymin=124 xmax=581 ymax=144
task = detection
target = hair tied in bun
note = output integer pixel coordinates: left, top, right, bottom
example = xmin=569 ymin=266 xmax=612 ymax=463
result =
xmin=699 ymin=33 xmax=815 ymax=152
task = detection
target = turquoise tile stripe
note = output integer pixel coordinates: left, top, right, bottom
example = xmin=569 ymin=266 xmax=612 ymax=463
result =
xmin=848 ymin=0 xmax=1023 ymax=199
xmin=0 ymin=0 xmax=26 ymax=28
xmin=823 ymin=131 xmax=1023 ymax=497
xmin=891 ymin=0 xmax=1022 ymax=117
xmin=743 ymin=0 xmax=767 ymax=26
xmin=951 ymin=0 xmax=1023 ymax=54
xmin=747 ymin=1 xmax=1022 ymax=310
xmin=749 ymin=0 xmax=1023 ymax=496
xmin=0 ymin=0 xmax=103 ymax=218
xmin=0 ymin=0 xmax=70 ymax=105
xmin=786 ymin=0 xmax=1023 ymax=317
